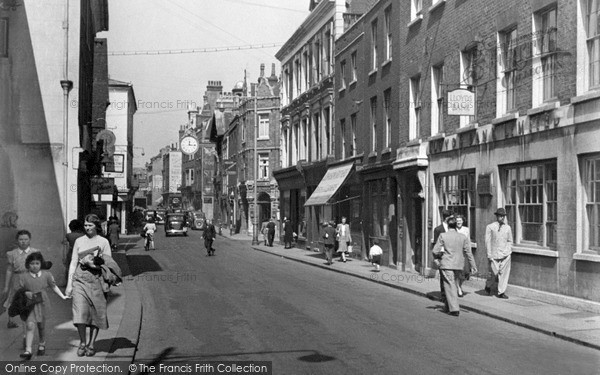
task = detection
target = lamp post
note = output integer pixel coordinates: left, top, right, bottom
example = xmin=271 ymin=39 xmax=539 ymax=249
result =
xmin=251 ymin=95 xmax=259 ymax=245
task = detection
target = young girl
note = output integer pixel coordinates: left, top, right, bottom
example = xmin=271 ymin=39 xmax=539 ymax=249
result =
xmin=18 ymin=252 xmax=69 ymax=360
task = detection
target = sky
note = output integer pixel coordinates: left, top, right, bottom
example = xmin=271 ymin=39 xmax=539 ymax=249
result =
xmin=98 ymin=0 xmax=310 ymax=167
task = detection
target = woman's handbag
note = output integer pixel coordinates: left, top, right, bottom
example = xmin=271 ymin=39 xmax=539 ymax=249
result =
xmin=347 ymin=244 xmax=353 ymax=253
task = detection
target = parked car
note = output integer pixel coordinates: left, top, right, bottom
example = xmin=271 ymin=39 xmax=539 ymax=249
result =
xmin=165 ymin=213 xmax=188 ymax=237
xmin=191 ymin=211 xmax=206 ymax=230
xmin=155 ymin=209 xmax=166 ymax=225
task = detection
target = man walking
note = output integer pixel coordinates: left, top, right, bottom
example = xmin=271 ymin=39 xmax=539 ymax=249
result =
xmin=322 ymin=221 xmax=336 ymax=265
xmin=266 ymin=218 xmax=276 ymax=247
xmin=433 ymin=217 xmax=477 ymax=316
xmin=203 ymin=219 xmax=217 ymax=256
xmin=485 ymin=208 xmax=513 ymax=299
xmin=432 ymin=209 xmax=453 ymax=303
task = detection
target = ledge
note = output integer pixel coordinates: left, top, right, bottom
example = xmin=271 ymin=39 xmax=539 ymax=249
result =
xmin=381 ymin=59 xmax=392 ymax=69
xmin=338 ymin=87 xmax=346 ymax=94
xmin=428 ymin=0 xmax=446 ymax=13
xmin=527 ymin=101 xmax=560 ymax=116
xmin=405 ymin=138 xmax=422 ymax=147
xmin=573 ymin=252 xmax=600 ymax=262
xmin=368 ymin=151 xmax=377 ymax=158
xmin=491 ymin=112 xmax=519 ymax=125
xmin=407 ymin=15 xmax=423 ymax=28
xmin=455 ymin=123 xmax=479 ymax=134
xmin=349 ymin=79 xmax=357 ymax=88
xmin=427 ymin=133 xmax=445 ymax=141
xmin=381 ymin=147 xmax=392 ymax=155
xmin=571 ymin=89 xmax=600 ymax=105
xmin=512 ymin=246 xmax=559 ymax=258
xmin=368 ymin=68 xmax=378 ymax=77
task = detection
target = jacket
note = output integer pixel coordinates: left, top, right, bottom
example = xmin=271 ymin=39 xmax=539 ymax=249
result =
xmin=100 ymin=255 xmax=123 ymax=293
xmin=8 ymin=288 xmax=35 ymax=320
xmin=336 ymin=224 xmax=352 ymax=243
xmin=203 ymin=224 xmax=217 ymax=240
xmin=322 ymin=226 xmax=336 ymax=246
xmin=432 ymin=230 xmax=476 ymax=271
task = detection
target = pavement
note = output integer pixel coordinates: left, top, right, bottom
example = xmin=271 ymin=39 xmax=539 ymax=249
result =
xmin=221 ymin=231 xmax=600 ymax=351
xmin=0 ymin=234 xmax=142 ymax=364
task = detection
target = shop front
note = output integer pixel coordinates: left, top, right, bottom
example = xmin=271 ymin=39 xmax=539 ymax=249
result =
xmin=274 ymin=165 xmax=307 ymax=248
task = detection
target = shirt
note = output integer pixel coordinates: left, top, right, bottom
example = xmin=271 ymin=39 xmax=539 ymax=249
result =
xmin=369 ymin=244 xmax=383 ymax=256
xmin=485 ymin=221 xmax=513 ymax=259
xmin=29 ymin=271 xmax=42 ymax=278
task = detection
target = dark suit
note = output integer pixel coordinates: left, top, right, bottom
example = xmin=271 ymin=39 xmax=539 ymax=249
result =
xmin=323 ymin=226 xmax=336 ymax=264
xmin=203 ymin=224 xmax=217 ymax=255
xmin=266 ymin=221 xmax=276 ymax=246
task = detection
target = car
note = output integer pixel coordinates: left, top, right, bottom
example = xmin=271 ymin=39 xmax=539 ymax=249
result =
xmin=144 ymin=210 xmax=156 ymax=222
xmin=165 ymin=213 xmax=188 ymax=237
xmin=191 ymin=211 xmax=206 ymax=230
xmin=155 ymin=209 xmax=166 ymax=225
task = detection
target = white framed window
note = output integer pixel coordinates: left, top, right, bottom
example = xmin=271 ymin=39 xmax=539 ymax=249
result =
xmin=582 ymin=154 xmax=600 ymax=253
xmin=460 ymin=48 xmax=478 ymax=126
xmin=351 ymin=51 xmax=358 ymax=82
xmin=0 ymin=18 xmax=7 ymax=58
xmin=258 ymin=153 xmax=269 ymax=180
xmin=303 ymin=51 xmax=309 ymax=90
xmin=370 ymin=96 xmax=377 ymax=152
xmin=411 ymin=0 xmax=423 ymax=21
xmin=351 ymin=114 xmax=357 ymax=156
xmin=371 ymin=20 xmax=378 ymax=71
xmin=497 ymin=27 xmax=518 ymax=115
xmin=301 ymin=118 xmax=308 ymax=160
xmin=502 ymin=161 xmax=558 ymax=248
xmin=384 ymin=7 xmax=392 ymax=61
xmin=292 ymin=122 xmax=299 ymax=164
xmin=324 ymin=106 xmax=332 ymax=156
xmin=312 ymin=112 xmax=320 ymax=161
xmin=436 ymin=171 xmax=476 ymax=242
xmin=258 ymin=113 xmax=269 ymax=139
xmin=295 ymin=59 xmax=301 ymax=96
xmin=340 ymin=60 xmax=347 ymax=90
xmin=340 ymin=118 xmax=347 ymax=158
xmin=587 ymin=0 xmax=600 ymax=89
xmin=431 ymin=64 xmax=444 ymax=135
xmin=384 ymin=89 xmax=391 ymax=148
xmin=325 ymin=30 xmax=332 ymax=76
xmin=241 ymin=118 xmax=246 ymax=142
xmin=314 ymin=40 xmax=321 ymax=82
xmin=533 ymin=7 xmax=558 ymax=106
xmin=409 ymin=75 xmax=422 ymax=140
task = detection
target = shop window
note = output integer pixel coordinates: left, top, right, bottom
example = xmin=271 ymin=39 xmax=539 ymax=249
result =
xmin=583 ymin=154 xmax=600 ymax=253
xmin=436 ymin=171 xmax=476 ymax=241
xmin=502 ymin=161 xmax=557 ymax=248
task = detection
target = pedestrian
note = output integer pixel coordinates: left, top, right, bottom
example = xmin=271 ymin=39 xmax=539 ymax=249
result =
xmin=142 ymin=218 xmax=157 ymax=251
xmin=107 ymin=218 xmax=120 ymax=251
xmin=432 ymin=209 xmax=454 ymax=303
xmin=266 ymin=218 xmax=276 ymax=247
xmin=335 ymin=216 xmax=352 ymax=263
xmin=322 ymin=221 xmax=336 ymax=265
xmin=16 ymin=252 xmax=69 ymax=360
xmin=260 ymin=220 xmax=269 ymax=246
xmin=432 ymin=217 xmax=477 ymax=316
xmin=484 ymin=208 xmax=513 ymax=299
xmin=65 ymin=214 xmax=112 ymax=357
xmin=283 ymin=218 xmax=294 ymax=249
xmin=369 ymin=239 xmax=383 ymax=271
xmin=99 ymin=214 xmax=108 ymax=238
xmin=2 ymin=230 xmax=42 ymax=329
xmin=455 ymin=214 xmax=471 ymax=297
xmin=203 ymin=219 xmax=217 ymax=256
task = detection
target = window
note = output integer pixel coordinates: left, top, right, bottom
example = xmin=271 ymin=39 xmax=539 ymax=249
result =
xmin=258 ymin=113 xmax=269 ymax=139
xmin=502 ymin=161 xmax=557 ymax=248
xmin=314 ymin=41 xmax=321 ymax=82
xmin=499 ymin=28 xmax=518 ymax=113
xmin=411 ymin=0 xmax=423 ymax=20
xmin=587 ymin=0 xmax=600 ymax=88
xmin=303 ymin=51 xmax=309 ymax=90
xmin=340 ymin=119 xmax=347 ymax=158
xmin=583 ymin=154 xmax=600 ymax=252
xmin=0 ymin=18 xmax=7 ymax=58
xmin=324 ymin=107 xmax=331 ymax=156
xmin=409 ymin=76 xmax=422 ymax=140
xmin=301 ymin=118 xmax=308 ymax=160
xmin=292 ymin=123 xmax=299 ymax=164
xmin=371 ymin=20 xmax=378 ymax=71
xmin=351 ymin=51 xmax=358 ymax=82
xmin=295 ymin=59 xmax=301 ymax=95
xmin=437 ymin=171 xmax=476 ymax=241
xmin=325 ymin=30 xmax=332 ymax=75
xmin=340 ymin=60 xmax=347 ymax=90
xmin=351 ymin=114 xmax=357 ymax=156
xmin=431 ymin=65 xmax=444 ymax=135
xmin=313 ymin=112 xmax=320 ymax=160
xmin=384 ymin=89 xmax=391 ymax=148
xmin=460 ymin=48 xmax=478 ymax=126
xmin=258 ymin=153 xmax=269 ymax=180
xmin=385 ymin=7 xmax=392 ymax=61
xmin=540 ymin=8 xmax=557 ymax=100
xmin=370 ymin=97 xmax=377 ymax=152
xmin=241 ymin=118 xmax=246 ymax=142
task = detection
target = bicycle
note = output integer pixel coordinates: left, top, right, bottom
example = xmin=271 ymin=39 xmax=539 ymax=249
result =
xmin=144 ymin=232 xmax=155 ymax=251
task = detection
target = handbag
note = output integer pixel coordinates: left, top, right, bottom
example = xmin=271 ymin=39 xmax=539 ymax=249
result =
xmin=347 ymin=245 xmax=353 ymax=253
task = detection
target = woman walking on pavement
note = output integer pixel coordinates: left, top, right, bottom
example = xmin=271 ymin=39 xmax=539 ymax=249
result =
xmin=283 ymin=218 xmax=294 ymax=249
xmin=107 ymin=218 xmax=120 ymax=251
xmin=335 ymin=216 xmax=352 ymax=263
xmin=65 ymin=214 xmax=112 ymax=357
xmin=455 ymin=215 xmax=471 ymax=297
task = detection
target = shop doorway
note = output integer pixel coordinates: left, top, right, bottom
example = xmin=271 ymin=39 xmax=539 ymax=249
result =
xmin=257 ymin=192 xmax=271 ymax=224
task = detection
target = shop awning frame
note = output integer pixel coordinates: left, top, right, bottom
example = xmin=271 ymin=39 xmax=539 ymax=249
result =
xmin=304 ymin=162 xmax=354 ymax=207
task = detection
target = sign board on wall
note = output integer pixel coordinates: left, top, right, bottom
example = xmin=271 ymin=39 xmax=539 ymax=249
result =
xmin=447 ymin=89 xmax=475 ymax=116
xmin=91 ymin=177 xmax=115 ymax=194
xmin=169 ymin=152 xmax=182 ymax=193
xmin=104 ymin=154 xmax=124 ymax=173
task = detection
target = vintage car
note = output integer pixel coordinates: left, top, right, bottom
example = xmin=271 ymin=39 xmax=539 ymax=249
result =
xmin=191 ymin=211 xmax=206 ymax=230
xmin=164 ymin=213 xmax=188 ymax=237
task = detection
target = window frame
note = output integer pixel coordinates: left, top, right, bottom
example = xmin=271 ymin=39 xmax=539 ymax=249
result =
xmin=582 ymin=153 xmax=600 ymax=254
xmin=431 ymin=64 xmax=444 ymax=135
xmin=460 ymin=47 xmax=478 ymax=126
xmin=436 ymin=170 xmax=477 ymax=242
xmin=371 ymin=19 xmax=378 ymax=72
xmin=351 ymin=114 xmax=357 ymax=157
xmin=383 ymin=88 xmax=391 ymax=148
xmin=384 ymin=6 xmax=392 ymax=62
xmin=351 ymin=51 xmax=358 ymax=83
xmin=0 ymin=18 xmax=8 ymax=58
xmin=500 ymin=27 xmax=518 ymax=113
xmin=370 ymin=96 xmax=378 ymax=152
xmin=587 ymin=0 xmax=600 ymax=89
xmin=409 ymin=75 xmax=422 ymax=140
xmin=258 ymin=153 xmax=270 ymax=180
xmin=340 ymin=59 xmax=347 ymax=90
xmin=258 ymin=113 xmax=269 ymax=139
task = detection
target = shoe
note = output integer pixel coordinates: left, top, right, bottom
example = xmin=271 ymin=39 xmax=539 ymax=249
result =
xmin=85 ymin=346 xmax=96 ymax=357
xmin=37 ymin=344 xmax=46 ymax=356
xmin=7 ymin=321 xmax=18 ymax=329
xmin=449 ymin=311 xmax=460 ymax=317
xmin=77 ymin=344 xmax=87 ymax=357
xmin=497 ymin=293 xmax=509 ymax=299
xmin=484 ymin=287 xmax=491 ymax=295
xmin=19 ymin=351 xmax=32 ymax=360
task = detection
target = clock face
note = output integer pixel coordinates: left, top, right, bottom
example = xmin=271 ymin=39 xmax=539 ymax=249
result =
xmin=181 ymin=136 xmax=199 ymax=155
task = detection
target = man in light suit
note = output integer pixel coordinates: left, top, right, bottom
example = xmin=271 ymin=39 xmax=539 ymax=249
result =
xmin=432 ymin=209 xmax=454 ymax=303
xmin=433 ymin=217 xmax=477 ymax=316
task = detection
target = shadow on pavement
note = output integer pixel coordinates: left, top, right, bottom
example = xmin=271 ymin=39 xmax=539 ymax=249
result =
xmin=154 ymin=349 xmax=337 ymax=362
xmin=126 ymin=254 xmax=163 ymax=277
xmin=94 ymin=336 xmax=136 ymax=354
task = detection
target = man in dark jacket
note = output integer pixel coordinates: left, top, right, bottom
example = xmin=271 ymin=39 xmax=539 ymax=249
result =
xmin=266 ymin=219 xmax=276 ymax=247
xmin=203 ymin=219 xmax=217 ymax=256
xmin=323 ymin=221 xmax=336 ymax=265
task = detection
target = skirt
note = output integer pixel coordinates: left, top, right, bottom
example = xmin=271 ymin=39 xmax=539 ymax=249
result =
xmin=336 ymin=240 xmax=350 ymax=253
xmin=71 ymin=266 xmax=108 ymax=329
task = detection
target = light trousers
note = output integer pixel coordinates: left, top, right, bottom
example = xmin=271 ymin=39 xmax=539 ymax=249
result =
xmin=486 ymin=255 xmax=511 ymax=294
xmin=440 ymin=269 xmax=461 ymax=313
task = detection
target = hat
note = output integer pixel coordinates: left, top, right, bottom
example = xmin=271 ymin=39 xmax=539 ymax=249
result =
xmin=494 ymin=208 xmax=507 ymax=216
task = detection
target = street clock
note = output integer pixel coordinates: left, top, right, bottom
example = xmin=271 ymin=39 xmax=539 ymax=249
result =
xmin=180 ymin=135 xmax=199 ymax=155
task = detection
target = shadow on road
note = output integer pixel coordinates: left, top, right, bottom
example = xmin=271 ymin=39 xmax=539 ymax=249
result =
xmin=126 ymin=254 xmax=163 ymax=277
xmin=148 ymin=348 xmax=337 ymax=363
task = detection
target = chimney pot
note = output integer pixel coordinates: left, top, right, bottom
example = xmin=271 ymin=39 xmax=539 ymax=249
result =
xmin=260 ymin=63 xmax=265 ymax=77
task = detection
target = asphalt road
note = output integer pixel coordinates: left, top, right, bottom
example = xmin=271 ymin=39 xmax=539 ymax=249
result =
xmin=128 ymin=230 xmax=600 ymax=375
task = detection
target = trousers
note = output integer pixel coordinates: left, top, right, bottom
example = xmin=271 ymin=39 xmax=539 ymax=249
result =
xmin=486 ymin=255 xmax=511 ymax=294
xmin=440 ymin=269 xmax=461 ymax=313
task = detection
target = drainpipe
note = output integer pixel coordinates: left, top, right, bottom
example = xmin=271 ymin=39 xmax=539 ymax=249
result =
xmin=60 ymin=0 xmax=73 ymax=230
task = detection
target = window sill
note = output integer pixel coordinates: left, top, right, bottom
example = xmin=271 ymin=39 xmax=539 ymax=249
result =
xmin=381 ymin=59 xmax=392 ymax=68
xmin=405 ymin=138 xmax=422 ymax=147
xmin=349 ymin=79 xmax=357 ymax=88
xmin=428 ymin=0 xmax=446 ymax=13
xmin=573 ymin=252 xmax=600 ymax=262
xmin=571 ymin=89 xmax=600 ymax=105
xmin=407 ymin=15 xmax=423 ymax=28
xmin=381 ymin=147 xmax=392 ymax=155
xmin=428 ymin=133 xmax=445 ymax=141
xmin=512 ymin=246 xmax=558 ymax=258
xmin=455 ymin=123 xmax=479 ymax=134
xmin=368 ymin=151 xmax=377 ymax=158
xmin=527 ymin=101 xmax=560 ymax=116
xmin=257 ymin=137 xmax=269 ymax=141
xmin=491 ymin=112 xmax=519 ymax=125
xmin=338 ymin=87 xmax=346 ymax=94
xmin=368 ymin=68 xmax=378 ymax=77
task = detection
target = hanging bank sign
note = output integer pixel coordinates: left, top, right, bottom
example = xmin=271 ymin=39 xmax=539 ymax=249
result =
xmin=447 ymin=88 xmax=475 ymax=116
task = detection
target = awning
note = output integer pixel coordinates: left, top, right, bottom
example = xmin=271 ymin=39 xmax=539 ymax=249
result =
xmin=155 ymin=196 xmax=164 ymax=204
xmin=304 ymin=162 xmax=354 ymax=206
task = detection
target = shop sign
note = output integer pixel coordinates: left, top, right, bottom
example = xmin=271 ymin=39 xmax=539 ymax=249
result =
xmin=91 ymin=177 xmax=115 ymax=194
xmin=447 ymin=89 xmax=475 ymax=116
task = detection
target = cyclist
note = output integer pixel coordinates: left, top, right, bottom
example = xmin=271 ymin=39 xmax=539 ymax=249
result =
xmin=143 ymin=217 xmax=157 ymax=251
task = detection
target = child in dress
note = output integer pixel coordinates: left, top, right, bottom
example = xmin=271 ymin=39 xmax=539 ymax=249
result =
xmin=18 ymin=252 xmax=69 ymax=360
xmin=369 ymin=239 xmax=383 ymax=271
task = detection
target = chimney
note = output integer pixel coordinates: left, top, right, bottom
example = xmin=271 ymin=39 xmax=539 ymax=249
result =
xmin=270 ymin=63 xmax=276 ymax=78
xmin=260 ymin=63 xmax=265 ymax=78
